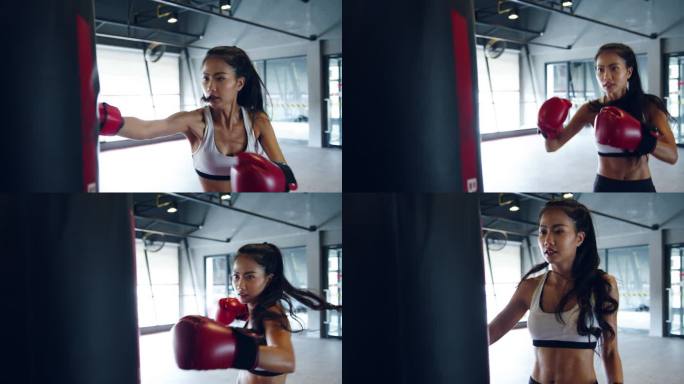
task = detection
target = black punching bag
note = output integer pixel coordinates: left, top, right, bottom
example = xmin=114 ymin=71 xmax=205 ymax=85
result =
xmin=0 ymin=194 xmax=140 ymax=383
xmin=344 ymin=0 xmax=481 ymax=192
xmin=344 ymin=194 xmax=490 ymax=383
xmin=2 ymin=0 xmax=99 ymax=192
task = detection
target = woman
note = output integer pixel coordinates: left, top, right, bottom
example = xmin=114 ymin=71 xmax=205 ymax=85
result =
xmin=99 ymin=46 xmax=294 ymax=192
xmin=175 ymin=243 xmax=341 ymax=384
xmin=488 ymin=200 xmax=623 ymax=384
xmin=539 ymin=43 xmax=678 ymax=192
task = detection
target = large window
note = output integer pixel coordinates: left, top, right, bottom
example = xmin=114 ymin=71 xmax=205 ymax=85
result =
xmin=136 ymin=240 xmax=179 ymax=328
xmin=598 ymin=245 xmax=650 ymax=331
xmin=477 ymin=46 xmax=521 ymax=134
xmin=325 ymin=55 xmax=342 ymax=148
xmin=667 ymin=245 xmax=683 ymax=337
xmin=205 ymin=255 xmax=229 ymax=318
xmin=97 ymin=45 xmax=181 ymax=143
xmin=483 ymin=239 xmax=523 ymax=322
xmin=666 ymin=54 xmax=684 ymax=145
xmin=324 ymin=246 xmax=342 ymax=338
xmin=253 ymin=56 xmax=308 ymax=142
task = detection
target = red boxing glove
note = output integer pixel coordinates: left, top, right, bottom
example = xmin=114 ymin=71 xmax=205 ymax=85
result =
xmin=173 ymin=315 xmax=260 ymax=371
xmin=537 ymin=97 xmax=571 ymax=139
xmin=231 ymin=152 xmax=298 ymax=192
xmin=98 ymin=102 xmax=124 ymax=136
xmin=594 ymin=106 xmax=657 ymax=155
xmin=216 ymin=297 xmax=248 ymax=326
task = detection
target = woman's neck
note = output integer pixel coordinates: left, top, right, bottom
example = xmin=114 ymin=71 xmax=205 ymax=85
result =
xmin=211 ymin=102 xmax=241 ymax=128
xmin=549 ymin=264 xmax=573 ymax=280
xmin=603 ymin=87 xmax=628 ymax=102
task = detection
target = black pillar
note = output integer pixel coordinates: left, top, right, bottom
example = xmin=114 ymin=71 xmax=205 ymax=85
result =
xmin=344 ymin=0 xmax=481 ymax=192
xmin=2 ymin=0 xmax=99 ymax=192
xmin=344 ymin=193 xmax=489 ymax=383
xmin=0 ymin=194 xmax=139 ymax=383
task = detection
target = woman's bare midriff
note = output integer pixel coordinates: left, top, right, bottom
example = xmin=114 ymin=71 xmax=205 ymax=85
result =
xmin=532 ymin=347 xmax=596 ymax=384
xmin=198 ymin=176 xmax=232 ymax=192
xmin=598 ymin=155 xmax=651 ymax=180
xmin=236 ymin=371 xmax=287 ymax=384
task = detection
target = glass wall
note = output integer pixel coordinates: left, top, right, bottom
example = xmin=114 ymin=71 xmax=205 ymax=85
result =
xmin=326 ymin=55 xmax=342 ymax=147
xmin=477 ymin=46 xmax=521 ymax=134
xmin=546 ymin=62 xmax=568 ymax=100
xmin=97 ymin=45 xmax=180 ymax=143
xmin=324 ymin=246 xmax=342 ymax=338
xmin=668 ymin=245 xmax=683 ymax=337
xmin=204 ymin=255 xmax=229 ymax=318
xmin=253 ymin=56 xmax=309 ymax=142
xmin=483 ymin=239 xmax=523 ymax=322
xmin=666 ymin=54 xmax=684 ymax=145
xmin=136 ymin=240 xmax=179 ymax=327
xmin=598 ymin=245 xmax=650 ymax=331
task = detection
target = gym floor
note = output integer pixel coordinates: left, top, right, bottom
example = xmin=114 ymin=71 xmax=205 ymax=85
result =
xmin=481 ymin=128 xmax=684 ymax=192
xmin=140 ymin=331 xmax=342 ymax=384
xmin=489 ymin=327 xmax=684 ymax=384
xmin=99 ymin=139 xmax=342 ymax=192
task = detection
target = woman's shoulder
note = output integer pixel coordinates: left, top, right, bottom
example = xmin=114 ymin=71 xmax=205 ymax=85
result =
xmin=518 ymin=273 xmax=544 ymax=294
xmin=170 ymin=108 xmax=205 ymax=121
xmin=601 ymin=272 xmax=618 ymax=286
xmin=260 ymin=304 xmax=290 ymax=330
xmin=249 ymin=110 xmax=270 ymax=125
xmin=642 ymin=94 xmax=669 ymax=118
xmin=245 ymin=110 xmax=272 ymax=137
xmin=166 ymin=109 xmax=205 ymax=134
xmin=264 ymin=303 xmax=286 ymax=315
xmin=522 ymin=273 xmax=544 ymax=285
xmin=582 ymin=99 xmax=603 ymax=113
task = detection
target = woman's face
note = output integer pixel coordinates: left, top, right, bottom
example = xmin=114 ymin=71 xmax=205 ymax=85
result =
xmin=201 ymin=57 xmax=245 ymax=108
xmin=595 ymin=51 xmax=633 ymax=98
xmin=537 ymin=208 xmax=585 ymax=267
xmin=232 ymin=255 xmax=272 ymax=305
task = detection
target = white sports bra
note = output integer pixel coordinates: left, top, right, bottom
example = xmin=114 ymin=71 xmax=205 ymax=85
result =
xmin=192 ymin=106 xmax=261 ymax=180
xmin=527 ymin=272 xmax=599 ymax=349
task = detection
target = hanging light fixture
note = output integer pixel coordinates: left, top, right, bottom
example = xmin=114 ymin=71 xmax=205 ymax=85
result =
xmin=157 ymin=5 xmax=179 ymax=24
xmin=167 ymin=11 xmax=179 ymax=24
xmin=219 ymin=0 xmax=232 ymax=11
xmin=508 ymin=6 xmax=520 ymax=20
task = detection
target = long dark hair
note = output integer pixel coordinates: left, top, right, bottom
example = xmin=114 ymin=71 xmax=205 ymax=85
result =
xmin=235 ymin=243 xmax=342 ymax=334
xmin=589 ymin=43 xmax=672 ymax=123
xmin=521 ymin=200 xmax=618 ymax=344
xmin=200 ymin=46 xmax=269 ymax=117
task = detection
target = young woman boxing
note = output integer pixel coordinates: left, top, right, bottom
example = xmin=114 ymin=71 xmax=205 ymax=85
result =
xmin=97 ymin=46 xmax=296 ymax=192
xmin=173 ymin=243 xmax=341 ymax=383
xmin=488 ymin=200 xmax=623 ymax=384
xmin=538 ymin=43 xmax=677 ymax=192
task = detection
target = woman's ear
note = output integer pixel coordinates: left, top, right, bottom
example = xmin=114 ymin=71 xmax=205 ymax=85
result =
xmin=236 ymin=77 xmax=245 ymax=91
xmin=576 ymin=231 xmax=586 ymax=247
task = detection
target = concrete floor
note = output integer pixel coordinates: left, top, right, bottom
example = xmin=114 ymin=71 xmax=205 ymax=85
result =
xmin=489 ymin=328 xmax=684 ymax=384
xmin=140 ymin=331 xmax=342 ymax=384
xmin=481 ymin=128 xmax=684 ymax=192
xmin=99 ymin=140 xmax=341 ymax=192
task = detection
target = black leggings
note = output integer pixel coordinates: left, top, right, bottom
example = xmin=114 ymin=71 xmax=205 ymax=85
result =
xmin=593 ymin=174 xmax=656 ymax=192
